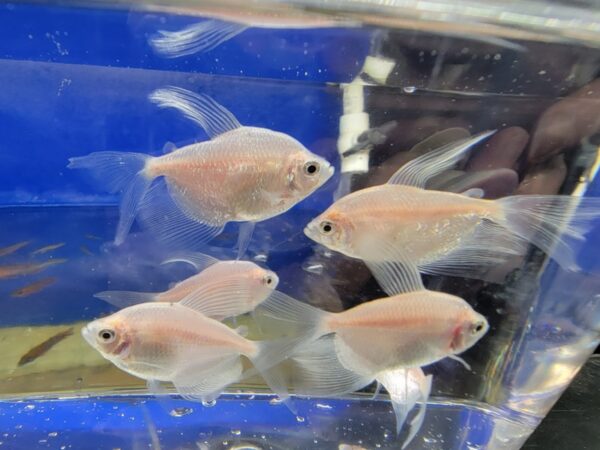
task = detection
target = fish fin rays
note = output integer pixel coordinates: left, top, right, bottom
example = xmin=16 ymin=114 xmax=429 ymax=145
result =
xmin=179 ymin=278 xmax=252 ymax=319
xmin=172 ymin=356 xmax=243 ymax=402
xmin=138 ymin=179 xmax=224 ymax=250
xmin=237 ymin=221 xmax=256 ymax=260
xmin=94 ymin=290 xmax=158 ymax=308
xmin=496 ymin=195 xmax=600 ymax=272
xmin=150 ymin=20 xmax=248 ymax=58
xmin=387 ymin=130 xmax=495 ymax=188
xmin=289 ymin=335 xmax=373 ymax=397
xmin=149 ymin=86 xmax=241 ymax=139
xmin=407 ymin=128 xmax=471 ymax=156
xmin=161 ymin=252 xmax=220 ymax=271
xmin=365 ymin=259 xmax=424 ymax=296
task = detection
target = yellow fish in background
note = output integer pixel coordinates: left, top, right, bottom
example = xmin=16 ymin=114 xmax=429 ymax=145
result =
xmin=0 ymin=240 xmax=30 ymax=258
xmin=95 ymin=252 xmax=278 ymax=321
xmin=81 ymin=299 xmax=304 ymax=404
xmin=11 ymin=276 xmax=57 ymax=298
xmin=68 ymin=87 xmax=334 ymax=258
xmin=0 ymin=259 xmax=66 ymax=279
xmin=30 ymin=242 xmax=65 ymax=256
xmin=304 ymin=131 xmax=600 ymax=281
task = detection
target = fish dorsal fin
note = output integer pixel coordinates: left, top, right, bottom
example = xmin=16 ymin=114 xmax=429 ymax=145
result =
xmin=365 ymin=259 xmax=424 ymax=296
xmin=161 ymin=252 xmax=220 ymax=272
xmin=408 ymin=128 xmax=471 ymax=156
xmin=149 ymin=86 xmax=241 ymax=139
xmin=387 ymin=130 xmax=496 ymax=188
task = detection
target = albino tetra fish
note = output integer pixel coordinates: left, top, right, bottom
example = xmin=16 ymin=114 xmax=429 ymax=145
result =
xmin=259 ymin=259 xmax=488 ymax=375
xmin=305 ymin=131 xmax=600 ymax=279
xmin=69 ymin=87 xmax=334 ymax=254
xmin=81 ymin=300 xmax=299 ymax=404
xmin=95 ymin=252 xmax=278 ymax=321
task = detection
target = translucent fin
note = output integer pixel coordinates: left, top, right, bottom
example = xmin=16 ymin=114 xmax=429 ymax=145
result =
xmin=448 ymin=355 xmax=471 ymax=371
xmin=150 ymin=20 xmax=248 ymax=58
xmin=178 ymin=277 xmax=254 ymax=320
xmin=495 ymin=195 xmax=600 ymax=271
xmin=408 ymin=128 xmax=470 ymax=156
xmin=377 ymin=368 xmax=432 ymax=448
xmin=365 ymin=260 xmax=424 ymax=296
xmin=290 ymin=335 xmax=373 ymax=397
xmin=94 ymin=290 xmax=157 ymax=308
xmin=256 ymin=290 xmax=329 ymax=337
xmin=149 ymin=87 xmax=241 ymax=139
xmin=172 ymin=356 xmax=242 ymax=402
xmin=237 ymin=221 xmax=256 ymax=260
xmin=68 ymin=151 xmax=153 ymax=245
xmin=371 ymin=381 xmax=382 ymax=400
xmin=161 ymin=252 xmax=220 ymax=271
xmin=387 ymin=130 xmax=496 ymax=188
xmin=418 ymin=221 xmax=528 ymax=280
xmin=137 ymin=180 xmax=224 ymax=250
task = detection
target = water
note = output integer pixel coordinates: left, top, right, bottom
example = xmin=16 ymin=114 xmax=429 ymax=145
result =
xmin=0 ymin=1 xmax=599 ymax=449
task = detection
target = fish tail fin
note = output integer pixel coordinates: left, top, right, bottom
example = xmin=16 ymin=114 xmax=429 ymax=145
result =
xmin=495 ymin=195 xmax=600 ymax=271
xmin=247 ymin=291 xmax=331 ymax=399
xmin=149 ymin=20 xmax=248 ymax=57
xmin=68 ymin=152 xmax=154 ymax=245
xmin=94 ymin=290 xmax=158 ymax=309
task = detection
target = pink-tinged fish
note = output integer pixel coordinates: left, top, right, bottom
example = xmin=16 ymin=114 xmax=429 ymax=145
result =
xmin=0 ymin=240 xmax=30 ymax=258
xmin=304 ymin=131 xmax=600 ymax=280
xmin=81 ymin=300 xmax=301 ymax=404
xmin=68 ymin=87 xmax=333 ymax=256
xmin=95 ymin=252 xmax=278 ymax=321
xmin=30 ymin=242 xmax=65 ymax=256
xmin=260 ymin=260 xmax=487 ymax=376
xmin=0 ymin=259 xmax=67 ymax=279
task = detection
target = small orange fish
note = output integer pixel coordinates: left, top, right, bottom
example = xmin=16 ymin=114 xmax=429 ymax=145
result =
xmin=11 ymin=277 xmax=57 ymax=298
xmin=18 ymin=328 xmax=74 ymax=367
xmin=305 ymin=131 xmax=600 ymax=279
xmin=0 ymin=240 xmax=30 ymax=257
xmin=68 ymin=87 xmax=333 ymax=253
xmin=31 ymin=242 xmax=65 ymax=256
xmin=95 ymin=252 xmax=278 ymax=321
xmin=0 ymin=259 xmax=66 ymax=279
xmin=81 ymin=301 xmax=297 ymax=403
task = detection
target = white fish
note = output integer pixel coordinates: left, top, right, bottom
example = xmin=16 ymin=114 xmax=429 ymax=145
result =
xmin=95 ymin=252 xmax=278 ymax=321
xmin=81 ymin=299 xmax=300 ymax=404
xmin=259 ymin=259 xmax=487 ymax=378
xmin=68 ymin=87 xmax=334 ymax=255
xmin=304 ymin=131 xmax=600 ymax=280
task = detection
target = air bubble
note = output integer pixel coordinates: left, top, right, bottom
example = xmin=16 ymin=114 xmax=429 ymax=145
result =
xmin=169 ymin=407 xmax=194 ymax=417
xmin=202 ymin=400 xmax=217 ymax=408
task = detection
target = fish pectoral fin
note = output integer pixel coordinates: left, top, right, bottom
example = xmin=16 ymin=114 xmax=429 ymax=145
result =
xmin=387 ymin=130 xmax=496 ymax=188
xmin=448 ymin=354 xmax=472 ymax=371
xmin=172 ymin=356 xmax=243 ymax=403
xmin=365 ymin=259 xmax=424 ymax=296
xmin=236 ymin=221 xmax=256 ymax=260
xmin=161 ymin=251 xmax=220 ymax=271
xmin=149 ymin=86 xmax=242 ymax=139
xmin=150 ymin=20 xmax=248 ymax=58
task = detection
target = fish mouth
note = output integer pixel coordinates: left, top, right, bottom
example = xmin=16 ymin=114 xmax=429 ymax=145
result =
xmin=81 ymin=324 xmax=95 ymax=348
xmin=303 ymin=222 xmax=319 ymax=242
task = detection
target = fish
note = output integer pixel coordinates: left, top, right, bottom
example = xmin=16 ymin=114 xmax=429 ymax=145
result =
xmin=79 ymin=245 xmax=94 ymax=256
xmin=11 ymin=277 xmax=57 ymax=298
xmin=81 ymin=300 xmax=303 ymax=404
xmin=94 ymin=252 xmax=279 ymax=321
xmin=18 ymin=327 xmax=74 ymax=367
xmin=30 ymin=242 xmax=65 ymax=256
xmin=304 ymin=131 xmax=600 ymax=281
xmin=84 ymin=234 xmax=102 ymax=241
xmin=0 ymin=240 xmax=30 ymax=258
xmin=0 ymin=259 xmax=67 ymax=279
xmin=68 ymin=87 xmax=334 ymax=257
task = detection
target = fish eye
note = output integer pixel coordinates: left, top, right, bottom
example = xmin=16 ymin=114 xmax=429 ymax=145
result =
xmin=263 ymin=274 xmax=273 ymax=285
xmin=98 ymin=329 xmax=116 ymax=343
xmin=320 ymin=221 xmax=334 ymax=234
xmin=303 ymin=161 xmax=320 ymax=176
xmin=472 ymin=322 xmax=485 ymax=335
